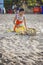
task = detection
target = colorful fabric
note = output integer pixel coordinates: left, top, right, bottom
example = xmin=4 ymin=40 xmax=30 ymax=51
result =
xmin=14 ymin=26 xmax=26 ymax=33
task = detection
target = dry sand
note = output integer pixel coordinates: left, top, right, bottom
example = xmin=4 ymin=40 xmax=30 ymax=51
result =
xmin=0 ymin=14 xmax=43 ymax=65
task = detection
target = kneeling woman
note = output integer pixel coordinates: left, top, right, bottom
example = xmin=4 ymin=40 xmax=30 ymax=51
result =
xmin=13 ymin=8 xmax=27 ymax=34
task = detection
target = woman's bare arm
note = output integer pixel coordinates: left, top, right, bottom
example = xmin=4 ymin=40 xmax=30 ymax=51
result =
xmin=23 ymin=17 xmax=27 ymax=30
xmin=13 ymin=15 xmax=17 ymax=24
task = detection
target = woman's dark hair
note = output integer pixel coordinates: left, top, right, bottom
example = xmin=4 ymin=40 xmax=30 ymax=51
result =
xmin=19 ymin=8 xmax=24 ymax=12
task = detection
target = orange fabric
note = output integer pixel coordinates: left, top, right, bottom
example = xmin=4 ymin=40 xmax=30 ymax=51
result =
xmin=16 ymin=20 xmax=22 ymax=25
xmin=14 ymin=20 xmax=22 ymax=31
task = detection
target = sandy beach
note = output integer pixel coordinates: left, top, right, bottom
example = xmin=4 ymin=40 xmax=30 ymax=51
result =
xmin=0 ymin=14 xmax=43 ymax=65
